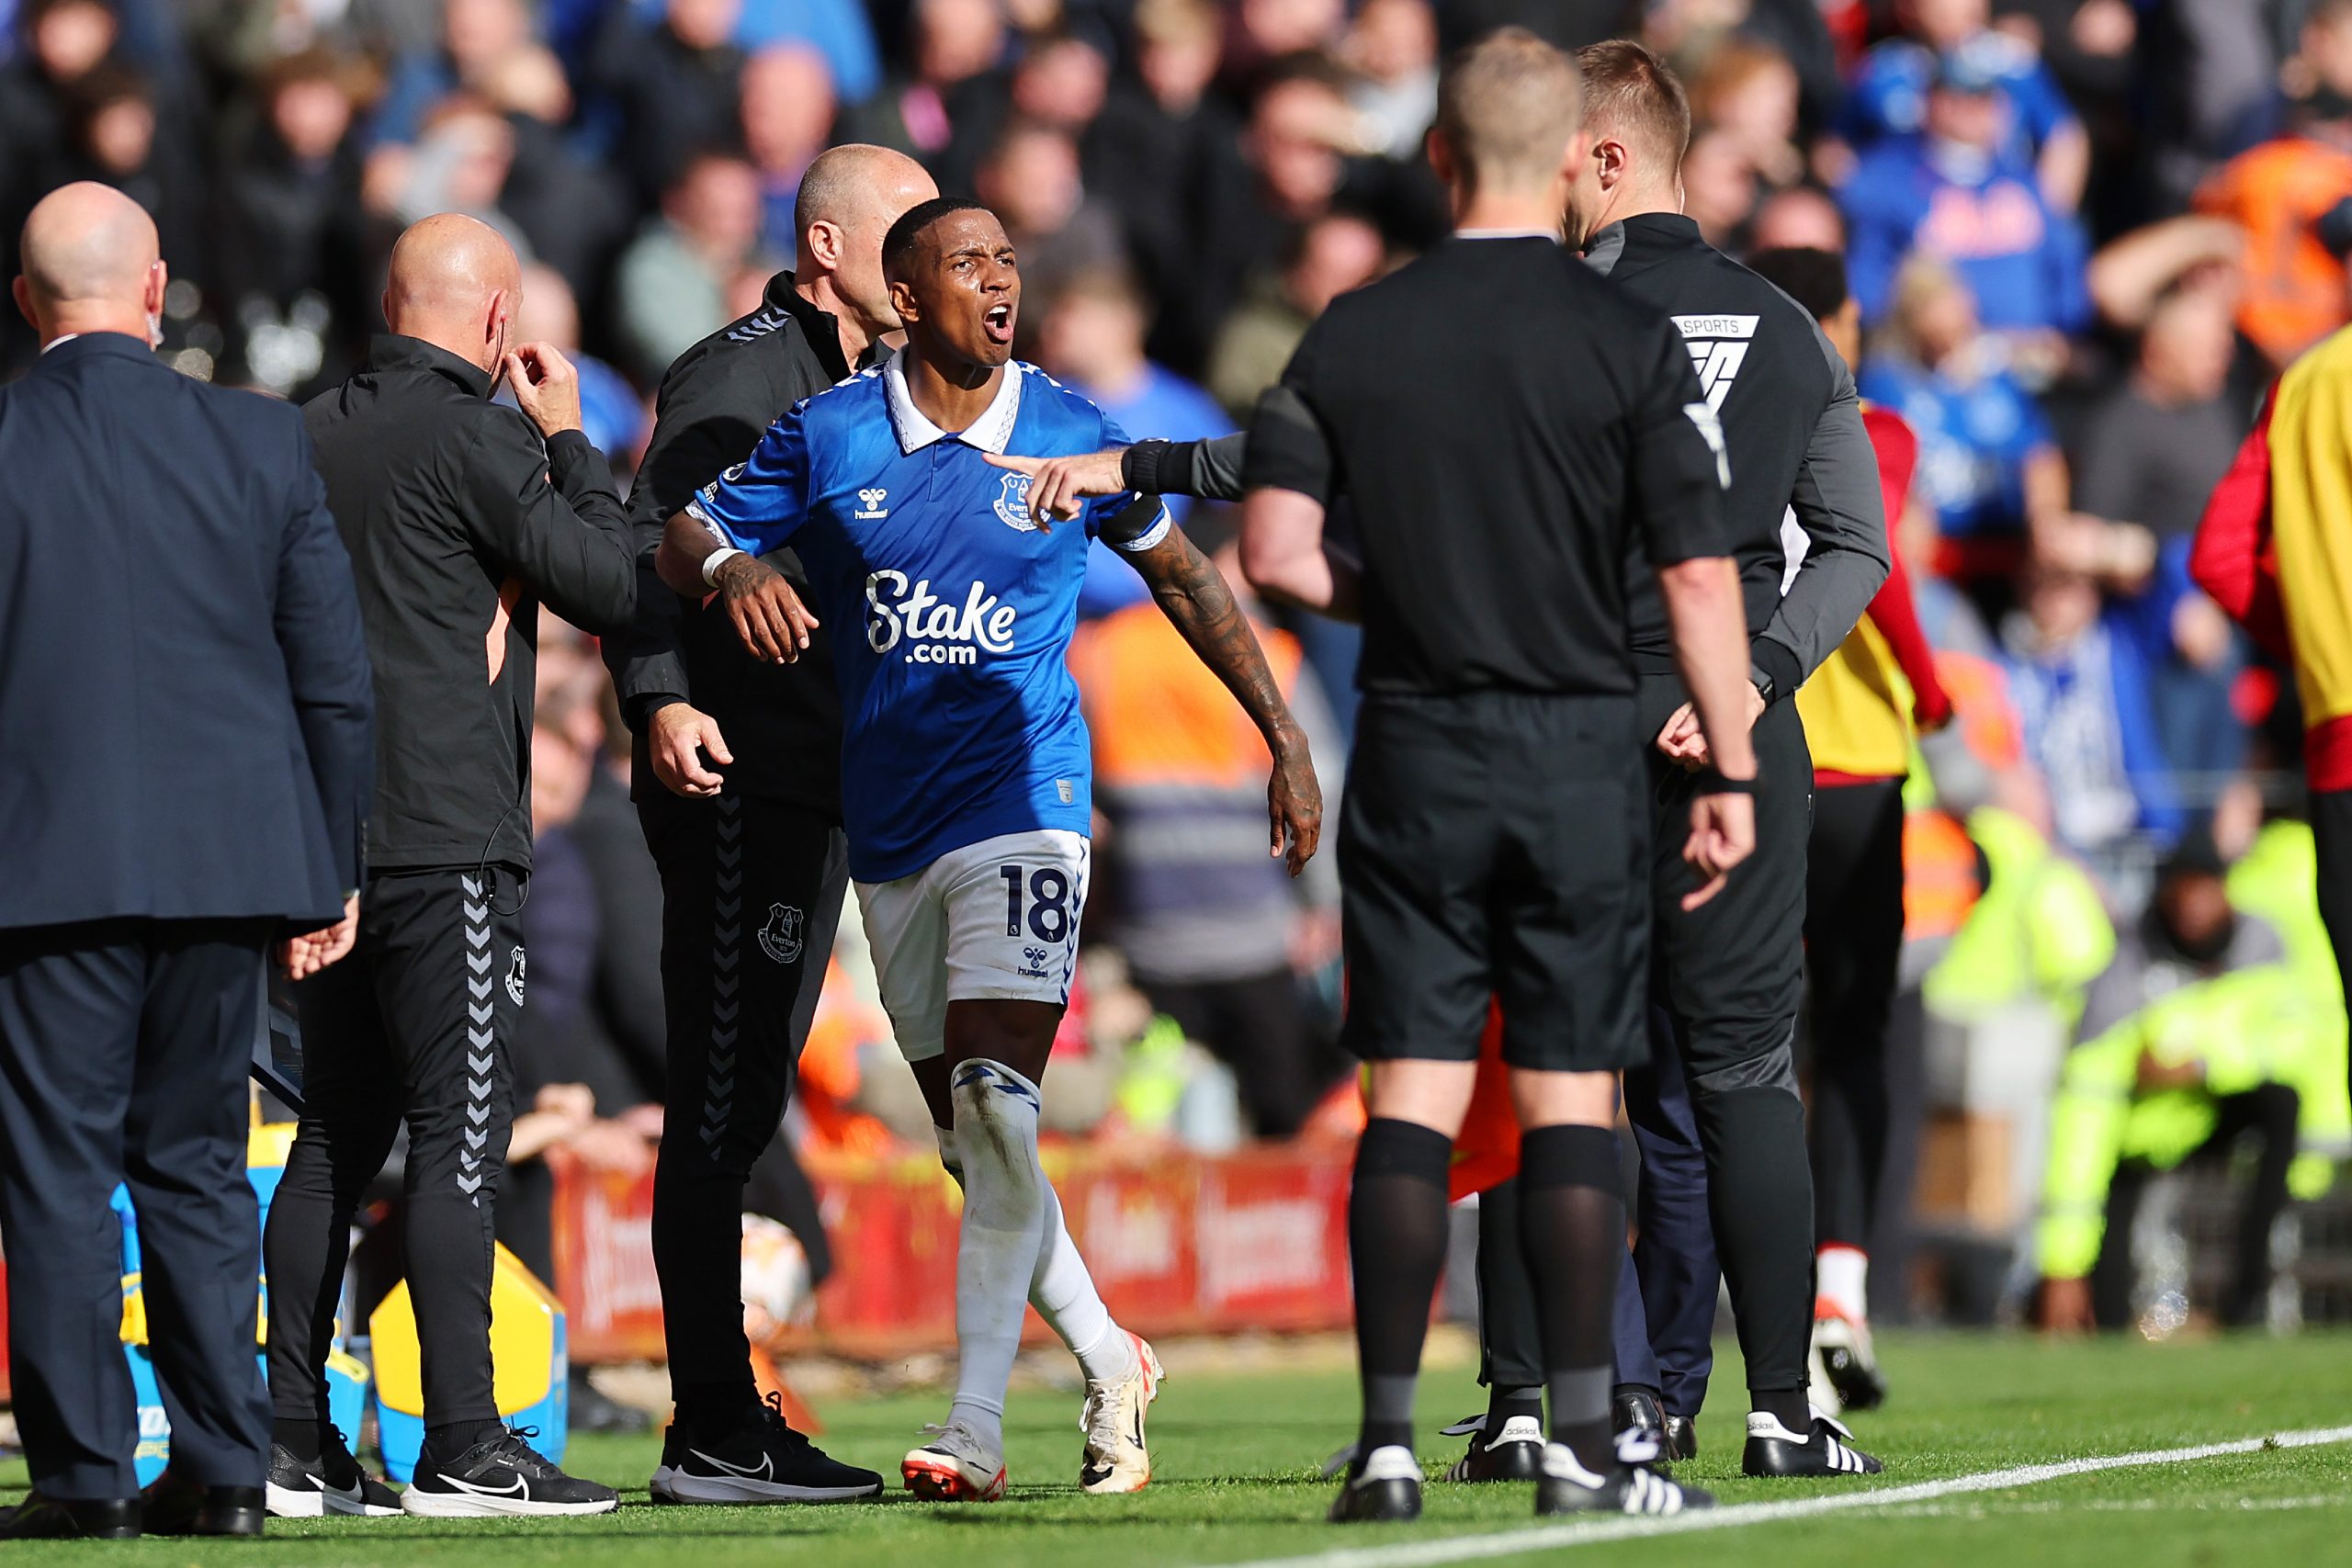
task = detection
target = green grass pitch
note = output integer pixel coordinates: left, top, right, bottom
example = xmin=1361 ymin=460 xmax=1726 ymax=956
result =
xmin=5 ymin=1330 xmax=2349 ymax=1565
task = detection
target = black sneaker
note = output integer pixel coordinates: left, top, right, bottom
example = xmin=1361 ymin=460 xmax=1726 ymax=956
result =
xmin=401 ymin=1428 xmax=617 ymax=1517
xmin=1664 ymin=1413 xmax=1699 ymax=1463
xmin=1328 ymin=1444 xmax=1422 ymax=1523
xmin=266 ymin=1427 xmax=402 ymax=1517
xmin=650 ymin=1393 xmax=885 ymax=1505
xmin=1742 ymin=1409 xmax=1883 ymax=1477
xmin=1534 ymin=1445 xmax=1713 ymax=1517
xmin=1440 ymin=1414 xmax=1545 ymax=1482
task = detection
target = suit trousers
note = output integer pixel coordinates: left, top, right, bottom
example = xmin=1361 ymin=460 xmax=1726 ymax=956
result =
xmin=0 ymin=917 xmax=274 ymax=1499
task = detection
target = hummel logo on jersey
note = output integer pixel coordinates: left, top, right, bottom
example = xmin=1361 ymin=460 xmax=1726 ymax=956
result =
xmin=855 ymin=487 xmax=889 ymax=520
xmin=865 ymin=570 xmax=1017 ymax=663
xmin=688 ymin=1449 xmax=774 ymax=1482
xmin=1671 ymin=313 xmax=1760 ymax=412
xmin=1021 ymin=944 xmax=1050 ymax=977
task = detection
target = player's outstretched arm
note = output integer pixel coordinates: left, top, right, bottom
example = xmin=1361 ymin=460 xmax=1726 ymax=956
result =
xmin=1128 ymin=526 xmax=1323 ymax=876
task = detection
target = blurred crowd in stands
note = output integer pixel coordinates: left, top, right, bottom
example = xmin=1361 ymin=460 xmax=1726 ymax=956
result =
xmin=22 ymin=0 xmax=2352 ymax=1323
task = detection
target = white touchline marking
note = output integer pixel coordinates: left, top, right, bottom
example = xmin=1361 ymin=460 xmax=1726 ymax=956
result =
xmin=1227 ymin=1424 xmax=2352 ymax=1568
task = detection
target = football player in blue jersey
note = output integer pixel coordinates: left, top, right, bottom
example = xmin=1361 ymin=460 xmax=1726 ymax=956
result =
xmin=658 ymin=197 xmax=1323 ymax=1501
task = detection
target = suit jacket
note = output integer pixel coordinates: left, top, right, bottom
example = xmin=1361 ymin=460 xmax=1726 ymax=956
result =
xmin=0 ymin=333 xmax=373 ymax=931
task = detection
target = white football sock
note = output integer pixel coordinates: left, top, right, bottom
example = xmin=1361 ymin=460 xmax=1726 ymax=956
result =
xmin=946 ymin=1061 xmax=1048 ymax=1453
xmin=1035 ymin=1179 xmax=1136 ymax=1384
xmin=935 ymin=1123 xmax=1136 ymax=1385
xmin=1816 ymin=1244 xmax=1868 ymax=1322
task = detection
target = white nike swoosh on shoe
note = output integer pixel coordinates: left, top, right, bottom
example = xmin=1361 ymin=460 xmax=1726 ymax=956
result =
xmin=687 ymin=1450 xmax=774 ymax=1481
xmin=436 ymin=1473 xmax=528 ymax=1497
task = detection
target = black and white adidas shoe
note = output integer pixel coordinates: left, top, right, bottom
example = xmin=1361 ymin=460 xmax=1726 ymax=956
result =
xmin=1329 ymin=1445 xmax=1422 ymax=1523
xmin=266 ymin=1428 xmax=401 ymax=1517
xmin=1741 ymin=1408 xmax=1883 ymax=1477
xmin=650 ymin=1393 xmax=885 ymax=1506
xmin=401 ymin=1428 xmax=618 ymax=1517
xmin=1533 ymin=1444 xmax=1713 ymax=1517
xmin=1440 ymin=1414 xmax=1545 ymax=1482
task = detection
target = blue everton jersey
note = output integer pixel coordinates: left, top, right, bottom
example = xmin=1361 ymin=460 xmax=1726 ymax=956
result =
xmin=688 ymin=356 xmax=1170 ymax=883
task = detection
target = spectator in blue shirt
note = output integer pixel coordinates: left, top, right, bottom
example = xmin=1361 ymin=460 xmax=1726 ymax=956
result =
xmin=1842 ymin=47 xmax=2091 ymax=353
xmin=1858 ymin=255 xmax=2064 ymax=584
xmin=740 ymin=44 xmax=835 ymax=256
xmin=1998 ymin=559 xmax=2184 ymax=871
xmin=620 ymin=0 xmax=879 ymax=103
xmin=1838 ymin=0 xmax=2089 ymax=214
xmin=1038 ymin=267 xmax=1235 ymax=618
xmin=511 ymin=264 xmax=650 ymax=468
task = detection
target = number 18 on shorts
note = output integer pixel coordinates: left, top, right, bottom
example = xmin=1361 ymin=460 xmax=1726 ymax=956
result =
xmin=854 ymin=829 xmax=1091 ymax=1063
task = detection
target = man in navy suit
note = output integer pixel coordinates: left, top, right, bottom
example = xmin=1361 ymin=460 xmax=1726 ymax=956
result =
xmin=0 ymin=183 xmax=374 ymax=1540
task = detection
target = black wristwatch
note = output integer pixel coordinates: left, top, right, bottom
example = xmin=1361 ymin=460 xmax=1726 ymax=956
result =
xmin=1749 ymin=663 xmax=1777 ymax=705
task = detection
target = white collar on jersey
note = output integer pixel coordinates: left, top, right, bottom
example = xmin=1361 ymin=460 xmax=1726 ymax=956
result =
xmin=883 ymin=351 xmax=1023 ymax=456
xmin=1453 ymin=227 xmax=1561 ymax=242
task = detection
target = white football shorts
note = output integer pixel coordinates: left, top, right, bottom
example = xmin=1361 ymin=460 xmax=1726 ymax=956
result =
xmin=854 ymin=829 xmax=1091 ymax=1062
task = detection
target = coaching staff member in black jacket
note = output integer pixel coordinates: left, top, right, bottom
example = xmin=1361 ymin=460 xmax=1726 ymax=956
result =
xmin=0 ymin=184 xmax=372 ymax=1543
xmin=1240 ymin=30 xmax=1758 ymax=1525
xmin=1483 ymin=39 xmax=1889 ymax=1483
xmin=262 ymin=214 xmax=633 ymax=1519
xmin=600 ymin=144 xmax=931 ymax=1504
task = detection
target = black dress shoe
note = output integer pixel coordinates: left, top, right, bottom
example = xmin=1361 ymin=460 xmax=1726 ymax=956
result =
xmin=1611 ymin=1386 xmax=1668 ymax=1471
xmin=0 ymin=1490 xmax=141 ymax=1540
xmin=1664 ymin=1413 xmax=1699 ymax=1462
xmin=141 ymin=1471 xmax=266 ymax=1537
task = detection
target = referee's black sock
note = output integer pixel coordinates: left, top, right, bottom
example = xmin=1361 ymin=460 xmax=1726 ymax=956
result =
xmin=1349 ymin=1117 xmax=1454 ymax=1458
xmin=1516 ymin=1123 xmax=1623 ymax=1476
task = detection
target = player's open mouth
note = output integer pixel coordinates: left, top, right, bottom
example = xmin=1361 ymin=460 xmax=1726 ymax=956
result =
xmin=983 ymin=303 xmax=1015 ymax=344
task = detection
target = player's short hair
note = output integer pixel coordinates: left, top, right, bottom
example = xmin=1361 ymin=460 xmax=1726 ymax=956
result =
xmin=881 ymin=197 xmax=992 ymax=282
xmin=1575 ymin=38 xmax=1692 ymax=171
xmin=1747 ymin=246 xmax=1849 ymax=324
xmin=1433 ymin=27 xmax=1583 ymax=193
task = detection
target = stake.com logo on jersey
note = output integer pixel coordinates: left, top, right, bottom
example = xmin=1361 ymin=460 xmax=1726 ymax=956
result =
xmin=865 ymin=570 xmax=1017 ymax=665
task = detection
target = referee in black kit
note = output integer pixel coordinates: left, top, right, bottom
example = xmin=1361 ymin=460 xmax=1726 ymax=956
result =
xmin=262 ymin=214 xmax=633 ymax=1517
xmin=1238 ymin=28 xmax=1758 ymax=1524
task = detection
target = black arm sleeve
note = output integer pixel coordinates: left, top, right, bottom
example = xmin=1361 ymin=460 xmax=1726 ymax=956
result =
xmin=1758 ymin=322 xmax=1892 ymax=695
xmin=463 ymin=413 xmax=637 ymax=635
xmin=1125 ymin=432 xmax=1250 ymax=502
xmin=1241 ymin=321 xmax=1341 ymax=502
xmin=606 ymin=353 xmax=777 ymax=723
xmin=274 ymin=418 xmax=375 ymax=894
xmin=1629 ymin=315 xmax=1733 ymax=565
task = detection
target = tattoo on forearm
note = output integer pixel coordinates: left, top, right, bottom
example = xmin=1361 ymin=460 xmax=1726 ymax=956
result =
xmin=1140 ymin=533 xmax=1296 ymax=743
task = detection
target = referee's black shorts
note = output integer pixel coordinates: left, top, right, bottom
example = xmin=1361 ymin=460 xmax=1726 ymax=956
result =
xmin=1339 ymin=690 xmax=1649 ymax=1072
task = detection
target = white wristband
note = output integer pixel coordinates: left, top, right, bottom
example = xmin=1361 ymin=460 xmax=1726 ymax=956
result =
xmin=701 ymin=546 xmax=744 ymax=587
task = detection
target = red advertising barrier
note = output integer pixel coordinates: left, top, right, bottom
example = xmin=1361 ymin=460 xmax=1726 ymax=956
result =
xmin=548 ymin=1140 xmax=1358 ymax=1363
